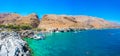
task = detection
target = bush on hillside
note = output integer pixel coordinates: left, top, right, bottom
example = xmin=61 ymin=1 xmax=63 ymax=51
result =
xmin=20 ymin=25 xmax=32 ymax=30
xmin=0 ymin=25 xmax=6 ymax=28
xmin=32 ymin=28 xmax=42 ymax=31
xmin=0 ymin=24 xmax=33 ymax=31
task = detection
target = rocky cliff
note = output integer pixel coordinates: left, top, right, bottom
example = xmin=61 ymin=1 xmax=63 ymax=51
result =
xmin=0 ymin=31 xmax=30 ymax=56
xmin=0 ymin=13 xmax=39 ymax=28
xmin=38 ymin=14 xmax=119 ymax=31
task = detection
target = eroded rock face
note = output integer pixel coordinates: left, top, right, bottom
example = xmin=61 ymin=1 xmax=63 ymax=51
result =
xmin=0 ymin=13 xmax=39 ymax=28
xmin=0 ymin=31 xmax=30 ymax=56
xmin=38 ymin=15 xmax=118 ymax=31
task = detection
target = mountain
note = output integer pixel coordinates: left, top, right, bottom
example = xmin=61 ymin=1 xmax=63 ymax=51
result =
xmin=38 ymin=14 xmax=119 ymax=31
xmin=0 ymin=13 xmax=39 ymax=27
xmin=15 ymin=13 xmax=39 ymax=27
xmin=0 ymin=13 xmax=119 ymax=31
xmin=0 ymin=13 xmax=20 ymax=25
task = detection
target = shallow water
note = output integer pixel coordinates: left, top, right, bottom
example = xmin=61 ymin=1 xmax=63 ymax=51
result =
xmin=24 ymin=29 xmax=120 ymax=56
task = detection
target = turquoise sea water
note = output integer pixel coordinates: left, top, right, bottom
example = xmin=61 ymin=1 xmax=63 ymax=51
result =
xmin=24 ymin=29 xmax=120 ymax=56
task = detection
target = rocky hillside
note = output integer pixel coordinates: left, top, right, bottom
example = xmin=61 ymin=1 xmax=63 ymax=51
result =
xmin=0 ymin=13 xmax=119 ymax=31
xmin=0 ymin=13 xmax=39 ymax=28
xmin=0 ymin=13 xmax=20 ymax=25
xmin=38 ymin=14 xmax=119 ymax=31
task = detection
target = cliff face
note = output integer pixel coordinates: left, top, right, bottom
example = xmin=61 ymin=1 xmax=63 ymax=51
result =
xmin=0 ymin=13 xmax=39 ymax=27
xmin=38 ymin=14 xmax=118 ymax=31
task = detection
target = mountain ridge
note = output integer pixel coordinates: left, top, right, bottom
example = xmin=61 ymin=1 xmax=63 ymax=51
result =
xmin=0 ymin=13 xmax=119 ymax=32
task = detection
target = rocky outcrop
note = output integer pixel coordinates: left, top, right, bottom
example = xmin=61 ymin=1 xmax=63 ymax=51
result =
xmin=38 ymin=14 xmax=119 ymax=32
xmin=0 ymin=13 xmax=39 ymax=28
xmin=0 ymin=31 xmax=30 ymax=56
xmin=19 ymin=30 xmax=45 ymax=40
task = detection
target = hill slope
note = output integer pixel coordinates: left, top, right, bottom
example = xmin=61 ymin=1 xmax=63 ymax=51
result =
xmin=0 ymin=13 xmax=39 ymax=28
xmin=38 ymin=14 xmax=119 ymax=31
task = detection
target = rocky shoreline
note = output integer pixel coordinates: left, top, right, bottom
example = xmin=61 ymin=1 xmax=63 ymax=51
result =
xmin=42 ymin=27 xmax=120 ymax=33
xmin=0 ymin=29 xmax=45 ymax=56
xmin=0 ymin=31 xmax=30 ymax=56
xmin=0 ymin=29 xmax=88 ymax=56
xmin=0 ymin=28 xmax=120 ymax=56
xmin=18 ymin=30 xmax=45 ymax=39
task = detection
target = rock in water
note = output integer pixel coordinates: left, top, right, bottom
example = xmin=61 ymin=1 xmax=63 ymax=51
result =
xmin=0 ymin=31 xmax=30 ymax=56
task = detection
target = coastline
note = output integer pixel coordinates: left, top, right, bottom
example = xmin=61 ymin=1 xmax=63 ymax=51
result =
xmin=0 ymin=28 xmax=119 ymax=56
xmin=40 ymin=28 xmax=120 ymax=33
xmin=23 ymin=29 xmax=120 ymax=56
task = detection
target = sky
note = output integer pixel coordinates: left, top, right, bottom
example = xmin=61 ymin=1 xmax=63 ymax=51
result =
xmin=0 ymin=0 xmax=120 ymax=23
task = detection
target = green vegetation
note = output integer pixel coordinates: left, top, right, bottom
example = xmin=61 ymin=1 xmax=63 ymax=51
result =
xmin=32 ymin=28 xmax=42 ymax=31
xmin=0 ymin=25 xmax=6 ymax=28
xmin=20 ymin=25 xmax=32 ymax=30
xmin=0 ymin=24 xmax=32 ymax=31
xmin=32 ymin=28 xmax=46 ymax=31
xmin=0 ymin=24 xmax=47 ymax=32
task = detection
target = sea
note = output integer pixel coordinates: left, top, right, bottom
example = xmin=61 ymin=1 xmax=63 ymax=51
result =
xmin=24 ymin=29 xmax=120 ymax=56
